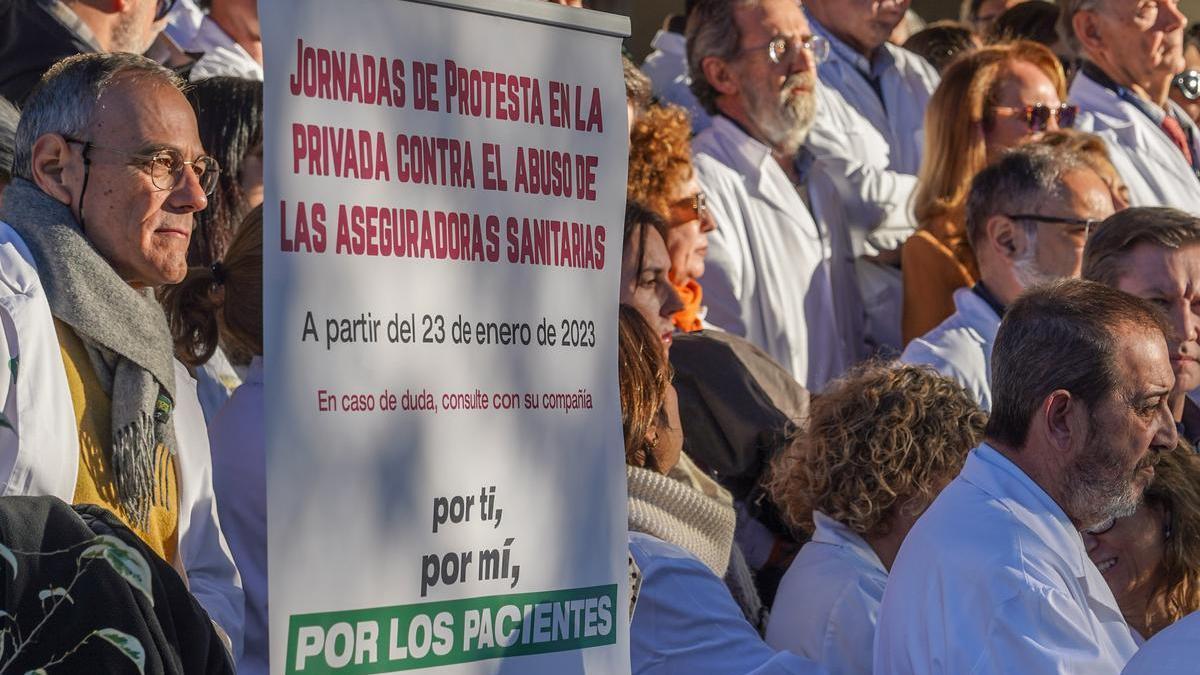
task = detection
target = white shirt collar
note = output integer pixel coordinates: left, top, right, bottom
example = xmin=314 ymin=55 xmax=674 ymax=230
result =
xmin=960 ymin=443 xmax=1089 ymax=577
xmin=811 ymin=510 xmax=887 ymax=575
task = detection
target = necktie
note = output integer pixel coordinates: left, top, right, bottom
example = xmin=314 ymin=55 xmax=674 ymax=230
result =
xmin=1161 ymin=115 xmax=1194 ymax=166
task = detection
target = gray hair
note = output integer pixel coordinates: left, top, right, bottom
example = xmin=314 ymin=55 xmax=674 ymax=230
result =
xmin=965 ymin=143 xmax=1094 ymax=249
xmin=686 ymin=0 xmax=759 ymax=116
xmin=1057 ymin=0 xmax=1103 ymax=59
xmin=13 ymin=53 xmax=185 ymax=182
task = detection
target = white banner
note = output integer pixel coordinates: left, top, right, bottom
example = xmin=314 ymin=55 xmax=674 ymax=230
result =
xmin=260 ymin=1 xmax=631 ymax=672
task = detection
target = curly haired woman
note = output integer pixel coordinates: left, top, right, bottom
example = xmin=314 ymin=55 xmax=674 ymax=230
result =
xmin=628 ymin=104 xmax=716 ymax=333
xmin=764 ymin=363 xmax=985 ymax=675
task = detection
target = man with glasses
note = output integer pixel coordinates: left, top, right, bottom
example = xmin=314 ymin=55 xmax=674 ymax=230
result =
xmin=877 ymin=278 xmax=1175 ymax=674
xmin=1083 ymin=207 xmax=1200 ymax=446
xmin=685 ymin=0 xmax=857 ymax=391
xmin=1059 ymin=0 xmax=1200 ymax=209
xmin=802 ymin=0 xmax=940 ymax=354
xmin=0 ymin=53 xmax=241 ymax=655
xmin=901 ymin=143 xmax=1115 ymax=412
xmin=0 ymin=0 xmax=174 ymax=104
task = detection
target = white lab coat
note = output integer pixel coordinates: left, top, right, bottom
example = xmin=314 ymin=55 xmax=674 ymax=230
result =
xmin=874 ymin=444 xmax=1138 ymax=675
xmin=210 ymin=356 xmax=266 ymax=675
xmin=806 ymin=21 xmax=937 ymax=255
xmin=805 ymin=21 xmax=939 ymax=352
xmin=641 ymin=30 xmax=711 ymax=134
xmin=693 ymin=115 xmax=857 ymax=391
xmin=1071 ymin=70 xmax=1200 ymax=211
xmin=1121 ymin=610 xmax=1200 ymax=674
xmin=629 ymin=532 xmax=828 ymax=675
xmin=0 ymin=221 xmax=244 ymax=656
xmin=899 ymin=287 xmax=999 ymax=412
xmin=765 ymin=511 xmax=886 ymax=675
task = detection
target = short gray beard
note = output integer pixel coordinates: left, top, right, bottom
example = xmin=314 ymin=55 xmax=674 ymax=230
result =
xmin=109 ymin=8 xmax=154 ymax=55
xmin=744 ymin=74 xmax=816 ymax=157
xmin=1063 ymin=423 xmax=1144 ymax=530
xmin=1012 ymin=228 xmax=1059 ymax=289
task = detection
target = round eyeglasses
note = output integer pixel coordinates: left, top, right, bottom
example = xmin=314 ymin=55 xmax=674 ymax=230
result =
xmin=64 ymin=137 xmax=221 ymax=196
xmin=991 ymin=102 xmax=1079 ymax=132
xmin=739 ymin=34 xmax=830 ymax=66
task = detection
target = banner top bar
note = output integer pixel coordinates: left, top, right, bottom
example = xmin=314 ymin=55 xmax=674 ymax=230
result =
xmin=405 ymin=0 xmax=632 ymax=38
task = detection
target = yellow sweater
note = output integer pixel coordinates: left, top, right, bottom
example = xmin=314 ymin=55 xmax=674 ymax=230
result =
xmin=55 ymin=320 xmax=178 ymax=563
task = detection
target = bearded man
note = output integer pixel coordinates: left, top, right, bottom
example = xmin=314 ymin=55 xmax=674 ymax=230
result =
xmin=686 ymin=0 xmax=852 ymax=391
xmin=876 ymin=279 xmax=1176 ymax=674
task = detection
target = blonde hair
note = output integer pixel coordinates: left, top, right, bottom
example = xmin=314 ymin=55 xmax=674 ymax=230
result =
xmin=618 ymin=304 xmax=671 ymax=471
xmin=768 ymin=363 xmax=985 ymax=537
xmin=914 ymin=40 xmax=1067 ymax=229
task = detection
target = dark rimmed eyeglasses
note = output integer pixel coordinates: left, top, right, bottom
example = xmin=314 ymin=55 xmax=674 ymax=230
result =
xmin=63 ymin=137 xmax=220 ymax=196
xmin=155 ymin=0 xmax=177 ymax=22
xmin=1006 ymin=213 xmax=1099 ymax=240
xmin=668 ymin=192 xmax=709 ymax=226
xmin=738 ymin=34 xmax=829 ymax=66
xmin=1174 ymin=70 xmax=1200 ymax=101
xmin=992 ymin=103 xmax=1079 ymax=132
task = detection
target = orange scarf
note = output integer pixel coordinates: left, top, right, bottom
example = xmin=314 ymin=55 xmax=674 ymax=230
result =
xmin=672 ymin=279 xmax=704 ymax=333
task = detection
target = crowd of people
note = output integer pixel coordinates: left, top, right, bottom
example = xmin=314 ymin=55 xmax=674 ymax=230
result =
xmin=620 ymin=0 xmax=1200 ymax=673
xmin=0 ymin=0 xmax=1199 ymax=672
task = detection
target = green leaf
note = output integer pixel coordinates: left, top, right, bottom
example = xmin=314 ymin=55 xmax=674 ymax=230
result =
xmin=24 ymin=669 xmax=47 ymax=675
xmin=0 ymin=543 xmax=15 ymax=579
xmin=94 ymin=629 xmax=144 ymax=675
xmin=80 ymin=536 xmax=153 ymax=606
xmin=37 ymin=587 xmax=71 ymax=605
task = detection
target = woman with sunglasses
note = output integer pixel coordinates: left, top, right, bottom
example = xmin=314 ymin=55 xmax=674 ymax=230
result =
xmin=901 ymin=40 xmax=1074 ymax=344
xmin=1082 ymin=446 xmax=1200 ymax=642
xmin=628 ymin=104 xmax=717 ymax=334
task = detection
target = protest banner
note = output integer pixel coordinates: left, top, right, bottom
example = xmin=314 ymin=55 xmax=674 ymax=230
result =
xmin=260 ymin=0 xmax=631 ymax=672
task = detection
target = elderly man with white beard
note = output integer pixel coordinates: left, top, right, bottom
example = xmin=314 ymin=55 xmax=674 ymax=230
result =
xmin=685 ymin=0 xmax=853 ymax=391
xmin=876 ymin=278 xmax=1177 ymax=675
xmin=901 ymin=142 xmax=1115 ymax=412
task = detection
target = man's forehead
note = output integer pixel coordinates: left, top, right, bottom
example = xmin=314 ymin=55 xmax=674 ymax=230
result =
xmin=1060 ymin=169 xmax=1115 ymax=218
xmin=735 ymin=0 xmax=808 ymax=40
xmin=1114 ymin=322 xmax=1174 ymax=389
xmin=1117 ymin=240 xmax=1200 ymax=289
xmin=90 ymin=77 xmax=201 ymax=151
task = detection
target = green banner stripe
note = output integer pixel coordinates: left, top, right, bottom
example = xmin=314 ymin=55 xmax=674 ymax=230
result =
xmin=286 ymin=584 xmax=618 ymax=673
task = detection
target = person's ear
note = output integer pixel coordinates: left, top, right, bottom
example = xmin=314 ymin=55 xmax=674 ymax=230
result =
xmin=29 ymin=133 xmax=78 ymax=207
xmin=1073 ymin=9 xmax=1105 ymax=55
xmin=701 ymin=56 xmax=741 ymax=98
xmin=1042 ymin=389 xmax=1084 ymax=456
xmin=987 ymin=214 xmax=1021 ymax=260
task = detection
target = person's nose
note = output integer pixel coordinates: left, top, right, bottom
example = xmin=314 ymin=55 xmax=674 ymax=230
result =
xmin=1159 ymin=0 xmax=1186 ymax=34
xmin=167 ymin=165 xmax=209 ymax=213
xmin=1155 ymin=402 xmax=1180 ymax=451
xmin=1081 ymin=531 xmax=1099 ymax=554
xmin=790 ymin=40 xmax=816 ymax=75
xmin=660 ymin=281 xmax=684 ymax=317
xmin=700 ymin=209 xmax=717 ymax=233
xmin=1182 ymin=303 xmax=1200 ymax=346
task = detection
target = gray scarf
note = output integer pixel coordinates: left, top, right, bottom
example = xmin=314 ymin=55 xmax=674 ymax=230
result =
xmin=0 ymin=178 xmax=176 ymax=530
